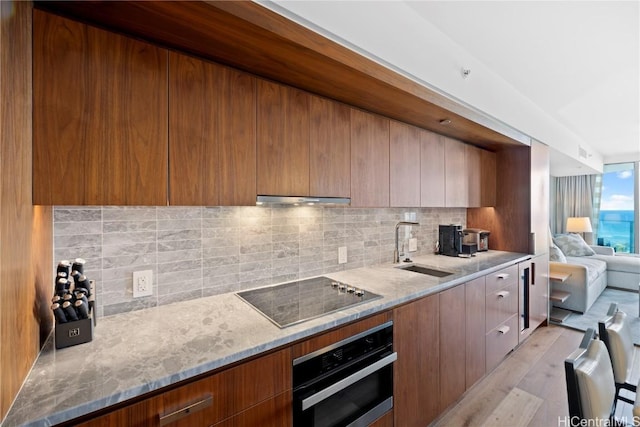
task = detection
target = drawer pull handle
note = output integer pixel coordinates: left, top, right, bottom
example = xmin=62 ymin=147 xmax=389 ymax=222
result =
xmin=497 ymin=291 xmax=509 ymax=298
xmin=159 ymin=395 xmax=213 ymax=426
xmin=497 ymin=325 xmax=510 ymax=335
xmin=496 ymin=274 xmax=509 ymax=280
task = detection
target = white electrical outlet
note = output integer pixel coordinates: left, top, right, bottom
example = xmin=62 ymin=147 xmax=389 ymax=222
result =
xmin=133 ymin=270 xmax=153 ymax=298
xmin=409 ymin=238 xmax=418 ymax=252
xmin=338 ymin=246 xmax=347 ymax=264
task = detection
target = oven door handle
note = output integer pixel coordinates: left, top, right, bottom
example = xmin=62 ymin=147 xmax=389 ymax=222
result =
xmin=301 ymin=352 xmax=397 ymax=411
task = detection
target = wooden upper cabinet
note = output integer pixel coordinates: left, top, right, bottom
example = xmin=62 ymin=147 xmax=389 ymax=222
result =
xmin=481 ymin=149 xmax=497 ymax=207
xmin=169 ymin=52 xmax=256 ymax=206
xmin=33 ymin=10 xmax=168 ymax=205
xmin=444 ymin=137 xmax=468 ymax=207
xmin=309 ymin=96 xmax=350 ymax=198
xmin=350 ymin=109 xmax=390 ymax=207
xmin=466 ymin=144 xmax=482 ymax=207
xmin=257 ymin=80 xmax=310 ymax=196
xmin=390 ymin=121 xmax=421 ymax=207
xmin=420 ymin=130 xmax=446 ymax=207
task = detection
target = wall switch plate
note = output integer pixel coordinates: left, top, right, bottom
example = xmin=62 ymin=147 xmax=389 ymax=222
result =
xmin=133 ymin=270 xmax=153 ymax=298
xmin=338 ymin=246 xmax=347 ymax=264
xmin=409 ymin=238 xmax=418 ymax=252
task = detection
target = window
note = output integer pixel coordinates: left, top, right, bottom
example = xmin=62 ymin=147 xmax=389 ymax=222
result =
xmin=597 ymin=162 xmax=638 ymax=253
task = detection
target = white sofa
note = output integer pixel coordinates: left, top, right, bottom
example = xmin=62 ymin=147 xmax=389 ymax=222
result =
xmin=550 ymin=246 xmax=640 ymax=313
xmin=550 ymin=246 xmax=610 ymax=313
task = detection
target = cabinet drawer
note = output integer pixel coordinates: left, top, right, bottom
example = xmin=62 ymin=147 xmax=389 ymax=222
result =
xmin=158 ymin=349 xmax=291 ymax=427
xmin=485 ymin=265 xmax=518 ymax=295
xmin=485 ymin=314 xmax=519 ymax=373
xmin=485 ymin=281 xmax=518 ymax=333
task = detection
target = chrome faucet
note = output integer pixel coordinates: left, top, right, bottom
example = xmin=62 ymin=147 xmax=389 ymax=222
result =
xmin=394 ymin=221 xmax=419 ymax=263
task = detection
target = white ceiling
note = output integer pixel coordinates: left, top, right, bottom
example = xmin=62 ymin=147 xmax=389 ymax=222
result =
xmin=263 ymin=0 xmax=640 ymax=176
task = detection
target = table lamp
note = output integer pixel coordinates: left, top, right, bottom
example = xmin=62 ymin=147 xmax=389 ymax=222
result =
xmin=566 ymin=217 xmax=593 ymax=241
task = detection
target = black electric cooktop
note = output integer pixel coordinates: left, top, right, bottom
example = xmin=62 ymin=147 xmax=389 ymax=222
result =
xmin=236 ymin=276 xmax=381 ymax=328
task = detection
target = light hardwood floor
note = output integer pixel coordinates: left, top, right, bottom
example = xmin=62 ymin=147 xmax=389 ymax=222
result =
xmin=433 ymin=324 xmax=585 ymax=427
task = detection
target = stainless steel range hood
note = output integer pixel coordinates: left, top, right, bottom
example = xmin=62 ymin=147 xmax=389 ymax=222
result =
xmin=256 ymin=195 xmax=351 ymax=206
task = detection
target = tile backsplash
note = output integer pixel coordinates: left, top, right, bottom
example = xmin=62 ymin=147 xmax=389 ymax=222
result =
xmin=53 ymin=206 xmax=466 ymax=317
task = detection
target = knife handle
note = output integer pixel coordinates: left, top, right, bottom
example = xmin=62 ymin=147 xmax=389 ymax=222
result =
xmin=51 ymin=303 xmax=67 ymax=324
xmin=75 ymin=300 xmax=89 ymax=319
xmin=76 ymin=275 xmax=91 ymax=297
xmin=57 ymin=260 xmax=71 ymax=276
xmin=72 ymin=258 xmax=85 ymax=275
xmin=55 ymin=278 xmax=68 ymax=295
xmin=62 ymin=301 xmax=79 ymax=322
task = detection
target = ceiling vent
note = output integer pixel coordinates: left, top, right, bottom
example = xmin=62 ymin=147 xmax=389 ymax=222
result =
xmin=578 ymin=146 xmax=588 ymax=160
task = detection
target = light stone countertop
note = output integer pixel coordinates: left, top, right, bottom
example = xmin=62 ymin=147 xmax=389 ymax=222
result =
xmin=2 ymin=250 xmax=530 ymax=427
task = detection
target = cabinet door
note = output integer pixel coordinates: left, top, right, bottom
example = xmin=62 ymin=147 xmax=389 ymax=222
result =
xmin=257 ymin=80 xmax=309 ymax=196
xmin=439 ymin=284 xmax=466 ymax=412
xmin=481 ymin=149 xmax=497 ymax=207
xmin=420 ymin=129 xmax=445 ymax=207
xmin=390 ymin=121 xmax=421 ymax=207
xmin=309 ymin=96 xmax=350 ymax=198
xmin=33 ymin=10 xmax=168 ymax=205
xmin=530 ymin=253 xmax=549 ymax=331
xmin=393 ymin=294 xmax=440 ymax=427
xmin=531 ymin=140 xmax=550 ymax=253
xmin=444 ymin=138 xmax=468 ymax=207
xmin=466 ymin=145 xmax=482 ymax=207
xmin=465 ymin=277 xmax=486 ymax=388
xmin=350 ymin=109 xmax=390 ymax=207
xmin=169 ymin=52 xmax=219 ymax=206
xmin=169 ymin=54 xmax=256 ymax=206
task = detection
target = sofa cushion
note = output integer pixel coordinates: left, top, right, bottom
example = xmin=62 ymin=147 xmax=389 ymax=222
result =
xmin=554 ymin=233 xmax=597 ymax=257
xmin=566 ymin=256 xmax=607 ymax=283
xmin=550 ymin=244 xmax=567 ymax=263
xmin=596 ymin=254 xmax=640 ymax=274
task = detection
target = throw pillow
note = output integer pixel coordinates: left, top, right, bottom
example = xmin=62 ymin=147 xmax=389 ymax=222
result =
xmin=549 ymin=244 xmax=567 ymax=262
xmin=553 ymin=233 xmax=596 ymax=257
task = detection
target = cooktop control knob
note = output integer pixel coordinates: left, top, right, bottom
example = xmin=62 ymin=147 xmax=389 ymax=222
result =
xmin=338 ymin=283 xmax=347 ymax=291
xmin=331 ymin=281 xmax=339 ymax=289
xmin=347 ymin=286 xmax=355 ymax=293
xmin=355 ymin=289 xmax=365 ymax=297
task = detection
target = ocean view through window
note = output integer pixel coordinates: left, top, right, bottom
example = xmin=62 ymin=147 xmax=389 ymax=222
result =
xmin=597 ymin=163 xmax=637 ymax=253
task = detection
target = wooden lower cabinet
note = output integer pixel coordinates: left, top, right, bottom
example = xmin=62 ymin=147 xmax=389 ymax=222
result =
xmin=76 ymin=349 xmax=291 ymax=427
xmin=370 ymin=410 xmax=394 ymax=427
xmin=465 ymin=277 xmax=486 ymax=388
xmin=393 ymin=294 xmax=440 ymax=427
xmin=439 ymin=285 xmax=466 ymax=412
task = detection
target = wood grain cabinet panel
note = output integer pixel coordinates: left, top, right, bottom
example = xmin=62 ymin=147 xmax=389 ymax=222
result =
xmin=420 ymin=130 xmax=446 ymax=207
xmin=309 ymin=95 xmax=350 ymax=198
xmin=257 ymin=80 xmax=310 ymax=197
xmin=444 ymin=137 xmax=468 ymax=207
xmin=466 ymin=144 xmax=482 ymax=207
xmin=169 ymin=52 xmax=256 ymax=206
xmin=393 ymin=294 xmax=440 ymax=427
xmin=465 ymin=277 xmax=486 ymax=389
xmin=481 ymin=149 xmax=497 ymax=207
xmin=390 ymin=121 xmax=421 ymax=207
xmin=439 ymin=284 xmax=466 ymax=412
xmin=33 ymin=10 xmax=168 ymax=205
xmin=350 ymin=109 xmax=390 ymax=207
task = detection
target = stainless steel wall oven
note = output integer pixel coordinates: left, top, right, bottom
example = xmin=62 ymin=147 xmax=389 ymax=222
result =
xmin=292 ymin=321 xmax=396 ymax=427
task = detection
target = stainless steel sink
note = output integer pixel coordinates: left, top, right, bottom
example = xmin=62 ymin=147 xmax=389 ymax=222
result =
xmin=396 ymin=264 xmax=454 ymax=277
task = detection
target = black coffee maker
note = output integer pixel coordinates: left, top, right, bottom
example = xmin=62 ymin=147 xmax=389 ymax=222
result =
xmin=439 ymin=224 xmax=463 ymax=257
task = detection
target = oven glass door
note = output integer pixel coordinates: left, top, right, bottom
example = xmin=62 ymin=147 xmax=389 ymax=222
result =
xmin=294 ymin=352 xmax=396 ymax=427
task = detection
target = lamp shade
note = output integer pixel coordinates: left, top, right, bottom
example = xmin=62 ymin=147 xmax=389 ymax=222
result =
xmin=566 ymin=217 xmax=593 ymax=233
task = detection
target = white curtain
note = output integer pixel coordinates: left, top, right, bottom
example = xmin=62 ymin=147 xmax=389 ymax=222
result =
xmin=552 ymin=175 xmax=600 ymax=242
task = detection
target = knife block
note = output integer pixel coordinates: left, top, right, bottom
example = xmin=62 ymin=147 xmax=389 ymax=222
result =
xmin=55 ymin=317 xmax=93 ymax=349
xmin=54 ymin=279 xmax=96 ymax=349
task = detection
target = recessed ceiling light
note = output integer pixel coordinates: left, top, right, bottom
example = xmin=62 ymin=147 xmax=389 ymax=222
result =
xmin=440 ymin=119 xmax=452 ymax=125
